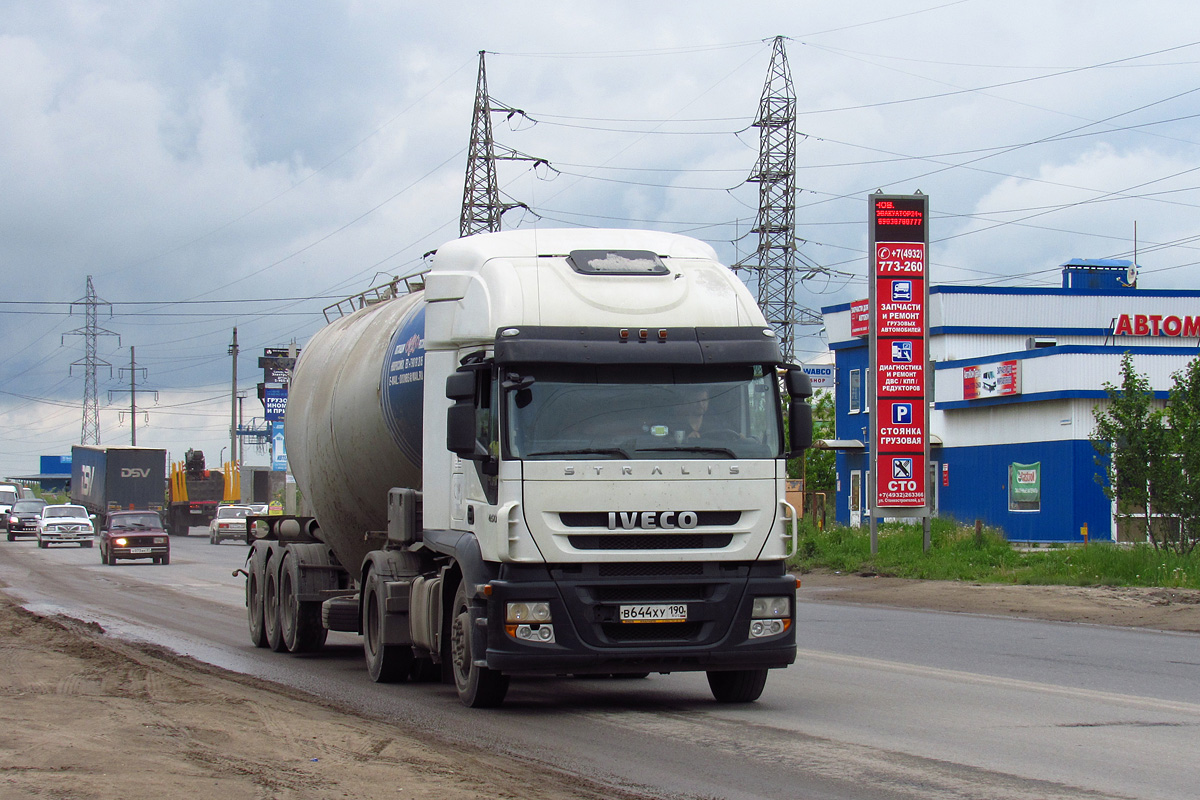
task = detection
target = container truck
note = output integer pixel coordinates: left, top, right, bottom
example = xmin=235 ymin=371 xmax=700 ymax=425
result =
xmin=167 ymin=449 xmax=225 ymax=535
xmin=70 ymin=445 xmax=167 ymax=527
xmin=244 ymin=229 xmax=813 ymax=707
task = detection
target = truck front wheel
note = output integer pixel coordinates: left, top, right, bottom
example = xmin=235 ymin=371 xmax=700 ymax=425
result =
xmin=706 ymin=669 xmax=768 ymax=703
xmin=450 ymin=581 xmax=509 ymax=708
xmin=362 ymin=569 xmax=411 ymax=683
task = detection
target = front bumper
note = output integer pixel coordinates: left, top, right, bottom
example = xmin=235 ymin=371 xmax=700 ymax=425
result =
xmin=481 ymin=561 xmax=797 ymax=675
xmin=40 ymin=529 xmax=93 ymax=543
xmin=111 ymin=542 xmax=169 ymax=560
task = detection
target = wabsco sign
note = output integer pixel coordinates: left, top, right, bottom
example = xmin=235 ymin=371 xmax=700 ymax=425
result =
xmin=1113 ymin=314 xmax=1200 ymax=337
xmin=870 ymin=193 xmax=929 ymax=511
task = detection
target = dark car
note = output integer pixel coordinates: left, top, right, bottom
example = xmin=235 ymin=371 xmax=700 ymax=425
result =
xmin=6 ymin=499 xmax=47 ymax=541
xmin=99 ymin=510 xmax=170 ymax=565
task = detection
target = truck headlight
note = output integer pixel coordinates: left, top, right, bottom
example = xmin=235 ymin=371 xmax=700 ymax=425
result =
xmin=506 ymin=602 xmax=555 ymax=643
xmin=749 ymin=596 xmax=791 ymax=639
xmin=751 ymin=596 xmax=790 ymax=618
xmin=507 ymin=601 xmax=551 ymax=623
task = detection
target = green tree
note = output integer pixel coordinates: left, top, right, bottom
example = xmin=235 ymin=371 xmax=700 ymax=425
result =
xmin=803 ymin=389 xmax=835 ymax=494
xmin=1092 ymin=353 xmax=1165 ymax=548
xmin=1155 ymin=359 xmax=1200 ymax=555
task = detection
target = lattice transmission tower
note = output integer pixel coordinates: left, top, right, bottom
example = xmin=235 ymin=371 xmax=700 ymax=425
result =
xmin=735 ymin=36 xmax=821 ymax=363
xmin=460 ymin=50 xmax=543 ymax=236
xmin=63 ymin=275 xmax=119 ymax=445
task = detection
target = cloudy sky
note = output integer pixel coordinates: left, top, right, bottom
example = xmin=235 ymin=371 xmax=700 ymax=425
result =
xmin=3 ymin=1 xmax=1199 ymax=479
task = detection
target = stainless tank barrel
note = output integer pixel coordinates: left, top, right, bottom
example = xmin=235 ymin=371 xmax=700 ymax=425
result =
xmin=285 ymin=292 xmax=425 ymax=574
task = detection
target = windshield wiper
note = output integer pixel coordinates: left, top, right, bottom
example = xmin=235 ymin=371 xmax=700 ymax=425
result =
xmin=639 ymin=445 xmax=737 ymax=458
xmin=528 ymin=448 xmax=630 ymax=459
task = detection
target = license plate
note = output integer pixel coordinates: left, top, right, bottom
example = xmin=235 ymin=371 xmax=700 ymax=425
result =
xmin=129 ymin=547 xmax=152 ymax=554
xmin=619 ymin=604 xmax=688 ymax=623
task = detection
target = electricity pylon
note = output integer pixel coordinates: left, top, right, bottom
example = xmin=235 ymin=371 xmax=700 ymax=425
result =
xmin=735 ymin=36 xmax=823 ymax=363
xmin=460 ymin=50 xmax=544 ymax=236
xmin=63 ymin=275 xmax=119 ymax=445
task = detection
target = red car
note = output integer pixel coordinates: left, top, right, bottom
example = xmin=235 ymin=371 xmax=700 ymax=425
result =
xmin=99 ymin=510 xmax=170 ymax=565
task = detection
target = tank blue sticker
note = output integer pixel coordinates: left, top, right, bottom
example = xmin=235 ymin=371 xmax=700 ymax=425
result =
xmin=381 ymin=303 xmax=425 ymax=467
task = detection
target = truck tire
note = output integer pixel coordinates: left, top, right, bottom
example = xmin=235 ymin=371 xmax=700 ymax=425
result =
xmin=247 ymin=546 xmax=269 ymax=648
xmin=706 ymin=669 xmax=768 ymax=703
xmin=280 ymin=553 xmax=327 ymax=653
xmin=362 ymin=568 xmax=411 ymax=683
xmin=264 ymin=554 xmax=287 ymax=652
xmin=450 ymin=581 xmax=509 ymax=708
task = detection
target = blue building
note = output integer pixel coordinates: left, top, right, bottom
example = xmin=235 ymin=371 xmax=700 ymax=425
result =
xmin=821 ymin=260 xmax=1198 ymax=543
xmin=10 ymin=455 xmax=72 ymax=493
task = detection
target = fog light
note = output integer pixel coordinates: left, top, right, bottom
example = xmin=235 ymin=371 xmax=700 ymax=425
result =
xmin=748 ymin=619 xmax=787 ymax=639
xmin=509 ymin=623 xmax=556 ymax=643
xmin=507 ymin=601 xmax=551 ymax=623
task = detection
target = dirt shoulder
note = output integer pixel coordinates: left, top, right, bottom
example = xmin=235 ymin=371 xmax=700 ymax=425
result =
xmin=796 ymin=569 xmax=1200 ymax=634
xmin=0 ymin=595 xmax=623 ymax=800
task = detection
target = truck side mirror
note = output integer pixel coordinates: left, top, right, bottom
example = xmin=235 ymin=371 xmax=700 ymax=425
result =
xmin=785 ymin=368 xmax=813 ymax=454
xmin=788 ymin=402 xmax=813 ymax=453
xmin=445 ymin=369 xmax=492 ymax=461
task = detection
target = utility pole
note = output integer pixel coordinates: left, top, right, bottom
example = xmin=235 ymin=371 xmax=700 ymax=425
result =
xmin=110 ymin=346 xmax=157 ymax=445
xmin=459 ymin=50 xmax=544 ymax=236
xmin=63 ymin=276 xmax=119 ymax=445
xmin=229 ymin=328 xmax=239 ymax=471
xmin=734 ymin=36 xmax=823 ymax=363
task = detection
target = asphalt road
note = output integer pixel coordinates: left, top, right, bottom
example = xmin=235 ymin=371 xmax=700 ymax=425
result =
xmin=1 ymin=532 xmax=1197 ymax=800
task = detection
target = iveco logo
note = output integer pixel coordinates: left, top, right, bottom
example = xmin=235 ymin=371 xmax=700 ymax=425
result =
xmin=607 ymin=511 xmax=698 ymax=530
xmin=120 ymin=468 xmax=151 ymax=478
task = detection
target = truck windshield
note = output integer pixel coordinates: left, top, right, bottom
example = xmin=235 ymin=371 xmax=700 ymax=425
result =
xmin=505 ymin=364 xmax=782 ymax=460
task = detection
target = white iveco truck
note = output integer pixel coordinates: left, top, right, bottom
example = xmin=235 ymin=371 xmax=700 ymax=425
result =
xmin=244 ymin=228 xmax=812 ymax=707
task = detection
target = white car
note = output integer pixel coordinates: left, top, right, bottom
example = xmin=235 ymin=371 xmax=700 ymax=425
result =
xmin=209 ymin=505 xmax=252 ymax=544
xmin=37 ymin=504 xmax=95 ymax=548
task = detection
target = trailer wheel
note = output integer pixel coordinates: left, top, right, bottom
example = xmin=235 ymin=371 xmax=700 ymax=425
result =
xmin=450 ymin=581 xmax=509 ymax=708
xmin=264 ymin=554 xmax=287 ymax=652
xmin=362 ymin=568 xmax=411 ymax=682
xmin=280 ymin=553 xmax=327 ymax=653
xmin=247 ymin=546 xmax=268 ymax=647
xmin=706 ymin=669 xmax=768 ymax=703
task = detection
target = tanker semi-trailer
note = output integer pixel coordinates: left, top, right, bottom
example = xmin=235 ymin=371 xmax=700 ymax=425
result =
xmin=243 ymin=228 xmax=813 ymax=708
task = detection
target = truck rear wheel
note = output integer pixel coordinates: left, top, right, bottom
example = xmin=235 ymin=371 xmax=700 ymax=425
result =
xmin=362 ymin=568 xmax=411 ymax=682
xmin=450 ymin=581 xmax=509 ymax=708
xmin=706 ymin=669 xmax=768 ymax=703
xmin=247 ymin=547 xmax=268 ymax=647
xmin=264 ymin=555 xmax=287 ymax=652
xmin=280 ymin=553 xmax=327 ymax=653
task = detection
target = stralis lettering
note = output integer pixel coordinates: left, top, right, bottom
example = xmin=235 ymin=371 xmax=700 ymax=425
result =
xmin=607 ymin=511 xmax=699 ymax=530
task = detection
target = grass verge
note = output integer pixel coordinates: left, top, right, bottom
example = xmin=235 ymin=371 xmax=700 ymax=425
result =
xmin=787 ymin=517 xmax=1200 ymax=589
